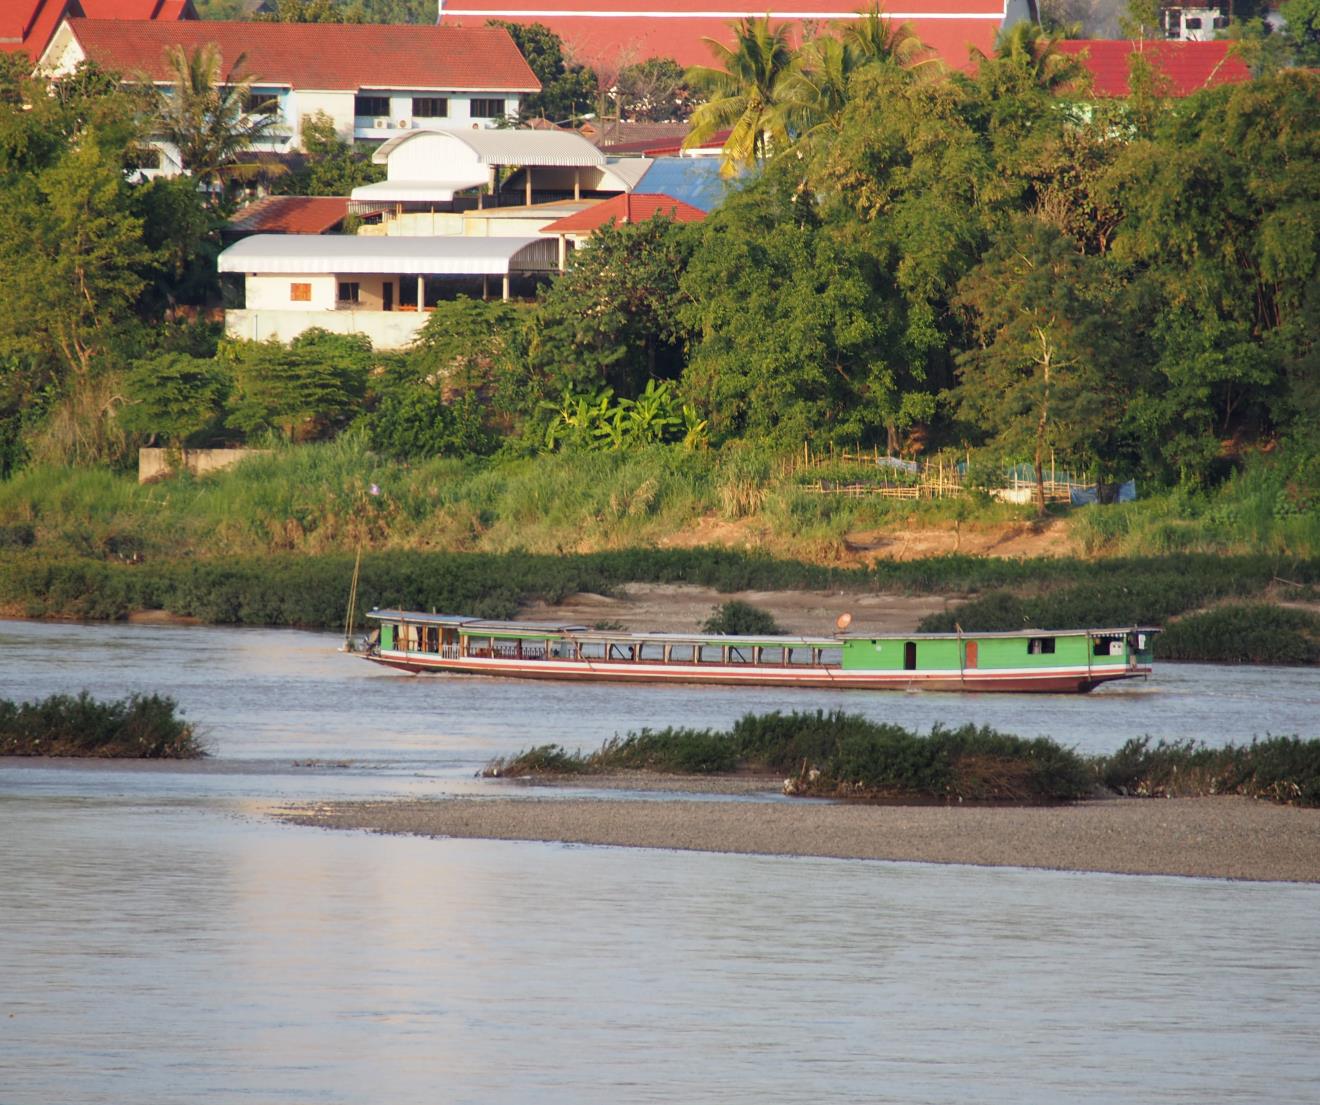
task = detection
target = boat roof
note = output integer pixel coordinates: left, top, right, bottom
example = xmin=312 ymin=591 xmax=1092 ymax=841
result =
xmin=365 ymin=610 xmax=1158 ymax=642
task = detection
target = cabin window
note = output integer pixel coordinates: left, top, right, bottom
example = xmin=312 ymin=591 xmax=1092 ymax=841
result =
xmin=425 ymin=626 xmax=439 ymax=653
xmin=606 ymin=642 xmax=635 ymax=661
xmin=698 ymin=645 xmax=723 ymax=664
xmin=817 ymin=647 xmax=842 ymax=667
xmin=355 ymin=94 xmax=390 ymax=117
xmin=638 ymin=643 xmax=665 ymax=662
xmin=727 ymin=646 xmax=754 ymax=664
xmin=1028 ymin=637 xmax=1056 ymax=655
xmin=786 ymin=648 xmax=814 ymax=666
xmin=578 ymin=642 xmax=605 ymax=660
xmin=471 ymin=98 xmax=505 ymax=118
xmin=904 ymin=641 xmax=917 ymax=670
xmin=338 ymin=281 xmax=360 ymax=304
xmin=412 ymin=96 xmax=448 ymax=118
xmin=667 ymin=644 xmax=694 ymax=663
xmin=290 ymin=282 xmax=311 ymax=302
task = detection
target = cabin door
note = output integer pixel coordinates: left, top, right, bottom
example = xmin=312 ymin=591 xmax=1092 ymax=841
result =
xmin=965 ymin=641 xmax=978 ymax=669
xmin=904 ymin=641 xmax=917 ymax=670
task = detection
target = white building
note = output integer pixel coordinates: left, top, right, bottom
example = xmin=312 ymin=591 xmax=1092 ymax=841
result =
xmin=217 ymin=235 xmax=556 ymax=348
xmin=38 ymin=18 xmax=540 ymax=174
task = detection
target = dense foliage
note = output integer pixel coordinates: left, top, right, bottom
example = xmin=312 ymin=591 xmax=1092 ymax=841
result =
xmin=490 ymin=711 xmax=1320 ymax=807
xmin=0 ymin=692 xmax=203 ymax=758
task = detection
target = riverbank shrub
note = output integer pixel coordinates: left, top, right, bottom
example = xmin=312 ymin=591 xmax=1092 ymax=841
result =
xmin=487 ymin=711 xmax=1091 ymax=801
xmin=488 ymin=713 xmax=1320 ymax=807
xmin=0 ymin=692 xmax=203 ymax=758
xmin=702 ymin=601 xmax=784 ymax=635
xmin=1156 ymin=605 xmax=1320 ymax=665
xmin=1096 ymin=736 xmax=1320 ymax=806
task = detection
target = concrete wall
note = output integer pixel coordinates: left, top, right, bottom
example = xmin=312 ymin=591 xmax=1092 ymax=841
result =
xmin=246 ymin=273 xmax=338 ymax=312
xmin=139 ymin=447 xmax=270 ymax=484
xmin=225 ymin=308 xmax=428 ymax=349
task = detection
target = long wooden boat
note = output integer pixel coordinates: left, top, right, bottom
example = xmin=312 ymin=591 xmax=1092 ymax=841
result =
xmin=360 ymin=609 xmax=1157 ymax=693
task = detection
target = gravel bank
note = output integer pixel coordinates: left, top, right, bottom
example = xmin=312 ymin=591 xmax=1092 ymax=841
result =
xmin=278 ymin=791 xmax=1320 ymax=883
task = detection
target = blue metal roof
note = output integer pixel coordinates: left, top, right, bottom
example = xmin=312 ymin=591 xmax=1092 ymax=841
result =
xmin=633 ymin=158 xmax=735 ymax=213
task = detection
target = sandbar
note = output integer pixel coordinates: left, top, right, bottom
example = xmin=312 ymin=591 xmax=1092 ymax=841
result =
xmin=279 ymin=781 xmax=1320 ymax=883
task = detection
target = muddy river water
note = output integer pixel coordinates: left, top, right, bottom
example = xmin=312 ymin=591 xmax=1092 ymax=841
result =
xmin=2 ymin=619 xmax=1318 ymax=1103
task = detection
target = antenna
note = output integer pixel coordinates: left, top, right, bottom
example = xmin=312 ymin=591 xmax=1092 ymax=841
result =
xmin=835 ymin=612 xmax=853 ymax=632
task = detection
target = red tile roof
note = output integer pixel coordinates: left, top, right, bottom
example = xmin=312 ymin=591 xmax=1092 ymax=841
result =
xmin=2 ymin=0 xmax=194 ymax=61
xmin=441 ymin=3 xmax=1003 ymax=71
xmin=226 ymin=196 xmax=350 ymax=235
xmin=1055 ymin=39 xmax=1252 ymax=98
xmin=543 ymin=192 xmax=707 ymax=233
xmin=59 ymin=19 xmax=542 ymax=91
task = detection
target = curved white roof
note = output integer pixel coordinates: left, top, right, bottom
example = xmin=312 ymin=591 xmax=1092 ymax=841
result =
xmin=218 ymin=234 xmax=547 ymax=275
xmin=372 ymin=128 xmax=606 ymax=168
xmin=348 ymin=178 xmax=489 ymax=203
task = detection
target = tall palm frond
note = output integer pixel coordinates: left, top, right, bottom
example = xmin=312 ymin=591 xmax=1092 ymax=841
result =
xmin=155 ymin=43 xmax=278 ymax=192
xmin=971 ymin=21 xmax=1086 ymax=94
xmin=843 ymin=4 xmax=936 ymax=70
xmin=683 ymin=17 xmax=796 ymax=177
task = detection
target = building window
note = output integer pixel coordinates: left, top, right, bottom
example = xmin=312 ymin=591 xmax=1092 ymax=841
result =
xmin=355 ymin=94 xmax=390 ymax=117
xmin=244 ymin=91 xmax=277 ymax=116
xmin=470 ymin=98 xmax=504 ymax=119
xmin=412 ymin=96 xmax=448 ymax=118
xmin=290 ymin=282 xmax=311 ymax=302
xmin=338 ymin=281 xmax=360 ymax=304
xmin=1027 ymin=637 xmax=1056 ymax=655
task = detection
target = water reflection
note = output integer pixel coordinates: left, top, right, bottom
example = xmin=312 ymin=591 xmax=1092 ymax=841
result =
xmin=3 ymin=620 xmax=1318 ymax=1103
xmin=3 ymin=798 xmax=1318 ymax=1104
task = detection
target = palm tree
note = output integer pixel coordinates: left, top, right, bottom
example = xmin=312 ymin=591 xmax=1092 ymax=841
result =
xmin=842 ymin=5 xmax=932 ymax=69
xmin=683 ymin=17 xmax=796 ymax=177
xmin=972 ymin=21 xmax=1086 ymax=95
xmin=155 ymin=43 xmax=279 ymax=194
xmin=778 ymin=7 xmax=938 ymax=143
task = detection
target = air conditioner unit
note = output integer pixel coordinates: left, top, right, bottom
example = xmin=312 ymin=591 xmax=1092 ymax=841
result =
xmin=373 ymin=117 xmax=389 ymax=129
xmin=397 ymin=118 xmax=411 ymax=130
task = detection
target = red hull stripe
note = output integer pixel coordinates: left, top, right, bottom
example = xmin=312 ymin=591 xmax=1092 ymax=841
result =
xmin=365 ymin=652 xmax=1149 ymax=693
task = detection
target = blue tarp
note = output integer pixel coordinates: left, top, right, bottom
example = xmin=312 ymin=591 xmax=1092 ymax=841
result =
xmin=634 ymin=158 xmax=735 ymax=213
xmin=1071 ymin=480 xmax=1137 ymax=505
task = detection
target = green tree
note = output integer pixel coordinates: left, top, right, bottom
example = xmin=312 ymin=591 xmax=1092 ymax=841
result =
xmin=223 ymin=330 xmax=370 ymax=440
xmin=530 ymin=215 xmax=695 ymax=402
xmin=275 ymin=110 xmax=383 ymax=195
xmin=489 ymin=21 xmax=597 ymax=122
xmin=614 ymin=57 xmax=693 ymax=122
xmin=155 ymin=43 xmax=280 ymax=193
xmin=119 ymin=352 xmax=230 ymax=446
xmin=679 ymin=174 xmax=917 ymax=447
xmin=1280 ymin=0 xmax=1320 ymax=65
xmin=954 ymin=219 xmax=1115 ymax=512
xmin=254 ymin=0 xmax=365 ymax=22
xmin=684 ymin=17 xmax=796 ymax=176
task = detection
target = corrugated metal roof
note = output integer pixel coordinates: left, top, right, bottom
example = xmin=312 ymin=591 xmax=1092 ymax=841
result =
xmin=217 ymin=234 xmax=546 ymax=275
xmin=441 ymin=5 xmax=1005 ymax=70
xmin=1055 ymin=39 xmax=1252 ymax=97
xmin=227 ymin=196 xmax=349 ymax=235
xmin=58 ymin=19 xmax=541 ymax=91
xmin=373 ymin=128 xmax=606 ymax=167
xmin=349 ymin=178 xmax=489 ymax=203
xmin=634 ymin=158 xmax=732 ymax=212
xmin=541 ymin=192 xmax=707 ymax=234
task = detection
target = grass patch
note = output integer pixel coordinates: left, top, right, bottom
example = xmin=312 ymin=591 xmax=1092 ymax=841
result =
xmin=1157 ymin=604 xmax=1320 ymax=665
xmin=0 ymin=692 xmax=204 ymax=758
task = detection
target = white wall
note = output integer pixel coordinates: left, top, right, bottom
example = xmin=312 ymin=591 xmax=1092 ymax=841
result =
xmin=385 ymin=131 xmax=487 ymax=182
xmin=292 ymin=90 xmax=356 ymax=142
xmin=225 ymin=308 xmax=428 ymax=350
xmin=245 ymin=273 xmax=338 ymax=312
